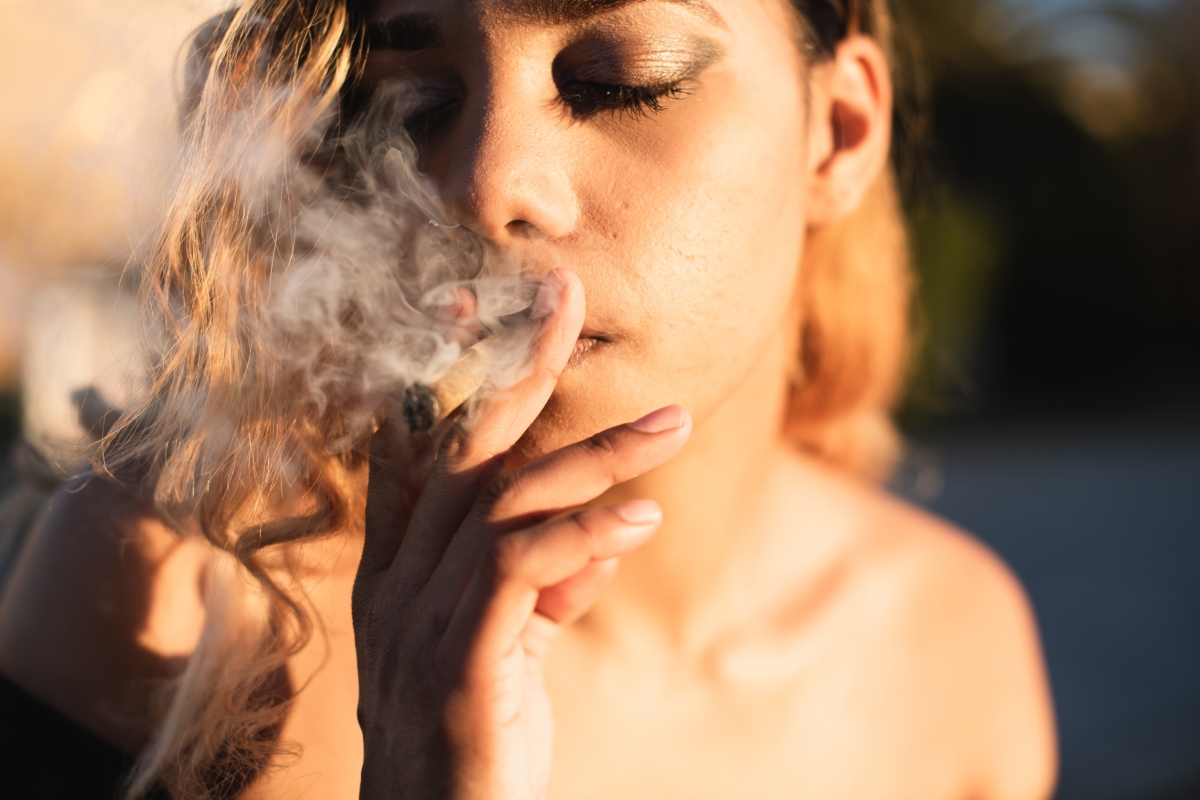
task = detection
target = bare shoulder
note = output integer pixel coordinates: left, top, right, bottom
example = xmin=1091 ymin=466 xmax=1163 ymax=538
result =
xmin=851 ymin=479 xmax=1059 ymax=800
xmin=0 ymin=473 xmax=203 ymax=750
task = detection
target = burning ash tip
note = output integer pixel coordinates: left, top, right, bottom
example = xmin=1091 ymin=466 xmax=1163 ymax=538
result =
xmin=402 ymin=383 xmax=440 ymax=433
xmin=400 ymin=337 xmax=500 ymax=433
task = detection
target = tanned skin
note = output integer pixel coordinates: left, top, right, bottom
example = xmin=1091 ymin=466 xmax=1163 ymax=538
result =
xmin=0 ymin=0 xmax=1057 ymax=797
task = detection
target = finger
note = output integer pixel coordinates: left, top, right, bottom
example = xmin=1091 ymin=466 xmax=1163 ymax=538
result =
xmin=390 ymin=270 xmax=585 ymax=585
xmin=437 ymin=500 xmax=660 ymax=663
xmin=433 ymin=286 xmax=481 ymax=349
xmin=447 ymin=268 xmax=584 ymax=461
xmin=534 ymin=557 xmax=620 ymax=626
xmin=359 ymin=408 xmax=437 ymax=581
xmin=428 ymin=405 xmax=690 ymax=599
xmin=486 ymin=405 xmax=690 ymax=525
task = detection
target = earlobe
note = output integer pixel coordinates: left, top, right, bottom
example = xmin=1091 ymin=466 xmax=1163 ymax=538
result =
xmin=805 ymin=36 xmax=893 ymax=227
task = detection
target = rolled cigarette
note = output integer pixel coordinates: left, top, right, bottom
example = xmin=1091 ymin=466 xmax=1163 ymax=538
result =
xmin=402 ymin=338 xmax=500 ymax=432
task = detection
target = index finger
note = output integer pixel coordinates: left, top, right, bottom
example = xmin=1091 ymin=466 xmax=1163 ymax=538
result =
xmin=390 ymin=268 xmax=585 ymax=585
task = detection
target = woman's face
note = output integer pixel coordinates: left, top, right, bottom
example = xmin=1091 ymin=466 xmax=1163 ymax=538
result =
xmin=365 ymin=0 xmax=815 ymax=455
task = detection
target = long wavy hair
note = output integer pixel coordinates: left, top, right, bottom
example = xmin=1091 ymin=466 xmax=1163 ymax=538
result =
xmin=103 ymin=0 xmax=914 ymax=796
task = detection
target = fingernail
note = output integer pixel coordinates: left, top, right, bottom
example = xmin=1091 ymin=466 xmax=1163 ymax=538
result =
xmin=612 ymin=499 xmax=662 ymax=526
xmin=629 ymin=405 xmax=686 ymax=433
xmin=530 ymin=270 xmax=564 ymax=320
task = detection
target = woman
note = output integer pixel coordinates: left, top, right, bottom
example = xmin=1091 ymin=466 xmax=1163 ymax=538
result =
xmin=0 ymin=0 xmax=1056 ymax=797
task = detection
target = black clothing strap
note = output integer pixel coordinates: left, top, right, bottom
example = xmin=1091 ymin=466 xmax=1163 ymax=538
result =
xmin=0 ymin=672 xmax=167 ymax=799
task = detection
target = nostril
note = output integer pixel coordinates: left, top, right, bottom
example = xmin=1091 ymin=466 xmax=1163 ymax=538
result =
xmin=506 ymin=220 xmax=547 ymax=239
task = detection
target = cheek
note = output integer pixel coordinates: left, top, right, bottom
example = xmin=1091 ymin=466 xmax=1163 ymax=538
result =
xmin=569 ymin=37 xmax=809 ymax=413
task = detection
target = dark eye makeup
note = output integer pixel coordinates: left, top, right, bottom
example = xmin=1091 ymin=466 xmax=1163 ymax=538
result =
xmin=551 ymin=34 xmax=721 ymax=118
xmin=556 ymin=79 xmax=691 ymax=118
xmin=362 ymin=14 xmax=724 ymax=130
xmin=404 ymin=79 xmax=697 ymax=140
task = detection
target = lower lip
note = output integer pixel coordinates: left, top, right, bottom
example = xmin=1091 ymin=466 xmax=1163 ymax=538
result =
xmin=568 ymin=337 xmax=604 ymax=368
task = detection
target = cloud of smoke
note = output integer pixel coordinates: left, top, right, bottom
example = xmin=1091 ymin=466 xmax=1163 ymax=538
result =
xmin=5 ymin=3 xmax=545 ymax=471
xmin=234 ymin=81 xmax=543 ymax=449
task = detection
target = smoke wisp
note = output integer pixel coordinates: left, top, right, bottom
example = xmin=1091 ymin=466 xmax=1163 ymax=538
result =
xmin=203 ymin=79 xmax=545 ymax=457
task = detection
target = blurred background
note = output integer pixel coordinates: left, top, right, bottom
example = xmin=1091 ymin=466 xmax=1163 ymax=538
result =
xmin=0 ymin=0 xmax=1196 ymax=797
xmin=890 ymin=2 xmax=1200 ymax=798
xmin=900 ymin=0 xmax=1200 ymax=425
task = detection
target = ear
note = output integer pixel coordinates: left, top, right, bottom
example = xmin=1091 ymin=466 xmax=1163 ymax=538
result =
xmin=804 ymin=36 xmax=893 ymax=226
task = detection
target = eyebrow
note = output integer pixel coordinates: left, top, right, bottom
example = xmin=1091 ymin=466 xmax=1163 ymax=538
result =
xmin=511 ymin=0 xmax=727 ymax=29
xmin=366 ymin=0 xmax=728 ymax=50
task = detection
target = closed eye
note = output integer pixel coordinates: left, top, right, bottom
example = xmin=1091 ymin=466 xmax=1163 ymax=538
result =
xmin=558 ymin=79 xmax=691 ymax=119
xmin=404 ymin=85 xmax=463 ymax=139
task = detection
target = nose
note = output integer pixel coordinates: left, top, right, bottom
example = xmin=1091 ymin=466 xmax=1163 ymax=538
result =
xmin=442 ymin=80 xmax=579 ymax=246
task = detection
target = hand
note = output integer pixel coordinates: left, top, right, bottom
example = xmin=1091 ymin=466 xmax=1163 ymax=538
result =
xmin=352 ymin=269 xmax=692 ymax=800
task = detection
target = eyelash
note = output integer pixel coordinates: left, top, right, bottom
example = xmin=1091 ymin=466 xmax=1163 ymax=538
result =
xmin=401 ymin=78 xmax=689 ymax=139
xmin=403 ymin=89 xmax=461 ymax=139
xmin=558 ymin=80 xmax=691 ymax=119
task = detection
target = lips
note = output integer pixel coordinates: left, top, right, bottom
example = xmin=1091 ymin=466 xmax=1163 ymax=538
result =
xmin=568 ymin=335 xmax=604 ymax=368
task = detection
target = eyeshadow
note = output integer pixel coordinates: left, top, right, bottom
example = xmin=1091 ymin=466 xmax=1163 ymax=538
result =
xmin=556 ymin=32 xmax=723 ymax=85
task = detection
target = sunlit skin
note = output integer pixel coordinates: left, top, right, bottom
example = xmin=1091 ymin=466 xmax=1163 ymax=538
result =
xmin=0 ymin=0 xmax=1057 ymax=798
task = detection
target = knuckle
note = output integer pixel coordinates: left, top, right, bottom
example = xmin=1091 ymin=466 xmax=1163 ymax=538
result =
xmin=580 ymin=430 xmax=618 ymax=458
xmin=437 ymin=425 xmax=469 ymax=462
xmin=486 ymin=532 xmax=526 ymax=580
xmin=352 ymin=577 xmax=419 ymax=637
xmin=567 ymin=512 xmax=604 ymax=550
xmin=475 ymin=470 xmax=520 ymax=516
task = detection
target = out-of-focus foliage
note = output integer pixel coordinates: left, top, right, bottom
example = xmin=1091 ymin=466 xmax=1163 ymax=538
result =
xmin=899 ymin=0 xmax=1200 ymax=428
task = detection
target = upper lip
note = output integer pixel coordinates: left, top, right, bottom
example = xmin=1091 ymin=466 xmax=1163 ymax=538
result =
xmin=578 ymin=326 xmax=611 ymax=342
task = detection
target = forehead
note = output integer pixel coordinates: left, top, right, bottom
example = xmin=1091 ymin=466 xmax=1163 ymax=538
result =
xmin=366 ymin=0 xmax=729 ymax=29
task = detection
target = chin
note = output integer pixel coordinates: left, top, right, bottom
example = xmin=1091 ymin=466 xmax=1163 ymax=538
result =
xmin=510 ymin=341 xmax=627 ymax=464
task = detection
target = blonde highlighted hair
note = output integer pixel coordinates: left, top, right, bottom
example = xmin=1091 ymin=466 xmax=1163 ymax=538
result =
xmin=786 ymin=0 xmax=913 ymax=479
xmin=107 ymin=0 xmax=912 ymax=795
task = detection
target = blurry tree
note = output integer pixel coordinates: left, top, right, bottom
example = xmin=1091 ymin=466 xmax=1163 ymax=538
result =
xmin=898 ymin=0 xmax=1200 ymax=429
xmin=1104 ymin=0 xmax=1200 ymax=400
